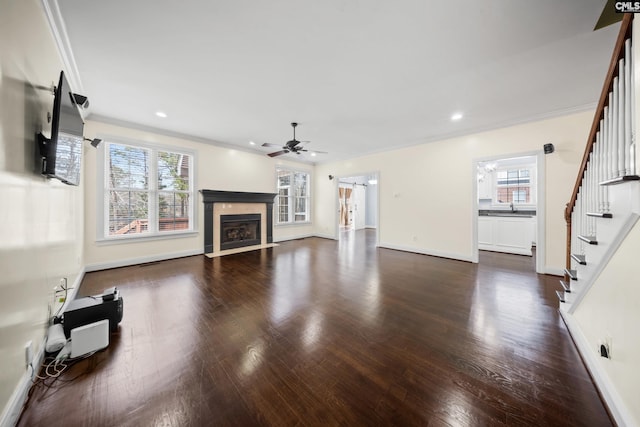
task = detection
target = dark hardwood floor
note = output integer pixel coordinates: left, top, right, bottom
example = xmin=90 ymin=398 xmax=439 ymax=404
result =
xmin=19 ymin=230 xmax=612 ymax=426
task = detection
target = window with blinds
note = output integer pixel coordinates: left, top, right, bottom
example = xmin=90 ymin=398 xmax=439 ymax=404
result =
xmin=103 ymin=141 xmax=194 ymax=239
xmin=276 ymin=168 xmax=310 ymax=224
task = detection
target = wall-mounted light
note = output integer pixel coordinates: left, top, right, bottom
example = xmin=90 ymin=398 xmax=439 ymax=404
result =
xmin=84 ymin=137 xmax=102 ymax=148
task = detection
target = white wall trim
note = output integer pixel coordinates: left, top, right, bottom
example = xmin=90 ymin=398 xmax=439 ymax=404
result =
xmin=472 ymin=150 xmax=545 ymax=271
xmin=543 ymin=266 xmax=565 ymax=277
xmin=0 ymin=337 xmax=47 ymax=427
xmin=561 ymin=311 xmax=636 ymax=427
xmin=40 ymin=0 xmax=84 ymax=95
xmin=377 ymin=243 xmax=474 ymax=263
xmin=313 ymin=232 xmax=338 ymax=240
xmin=273 ymin=233 xmax=315 ymax=242
xmin=85 ymin=249 xmax=202 ymax=272
xmin=332 ymin=170 xmax=380 ymax=247
xmin=568 ymin=213 xmax=639 ymax=314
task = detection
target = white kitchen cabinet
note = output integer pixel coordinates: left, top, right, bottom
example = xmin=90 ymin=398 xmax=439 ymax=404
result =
xmin=478 ymin=177 xmax=493 ymax=200
xmin=478 ymin=215 xmax=536 ymax=256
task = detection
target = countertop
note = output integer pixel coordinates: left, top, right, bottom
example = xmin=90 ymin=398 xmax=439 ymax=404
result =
xmin=479 ymin=209 xmax=536 ymax=218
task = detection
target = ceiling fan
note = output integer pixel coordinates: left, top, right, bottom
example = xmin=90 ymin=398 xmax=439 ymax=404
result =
xmin=262 ymin=122 xmax=327 ymax=157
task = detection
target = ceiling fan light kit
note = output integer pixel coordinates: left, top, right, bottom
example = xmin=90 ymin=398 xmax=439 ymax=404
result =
xmin=262 ymin=122 xmax=327 ymax=158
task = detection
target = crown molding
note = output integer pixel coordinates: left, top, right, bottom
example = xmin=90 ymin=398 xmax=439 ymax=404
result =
xmin=40 ymin=0 xmax=84 ymax=94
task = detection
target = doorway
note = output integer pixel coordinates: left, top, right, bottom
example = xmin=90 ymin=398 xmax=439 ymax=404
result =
xmin=336 ymin=173 xmax=379 ymax=240
xmin=473 ymin=152 xmax=546 ymax=273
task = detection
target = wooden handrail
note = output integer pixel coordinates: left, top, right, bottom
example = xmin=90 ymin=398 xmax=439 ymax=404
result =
xmin=565 ymin=14 xmax=633 ymax=271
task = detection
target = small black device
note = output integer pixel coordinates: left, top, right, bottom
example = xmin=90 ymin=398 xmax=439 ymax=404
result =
xmin=544 ymin=143 xmax=555 ymax=154
xmin=62 ymin=288 xmax=123 ymax=337
xmin=37 ymin=70 xmax=85 ymax=186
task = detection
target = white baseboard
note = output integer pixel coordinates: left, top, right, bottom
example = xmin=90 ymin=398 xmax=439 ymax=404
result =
xmin=377 ymin=243 xmax=474 ymax=263
xmin=0 ymin=337 xmax=46 ymax=427
xmin=312 ymin=232 xmax=337 ymax=240
xmin=560 ymin=311 xmax=635 ymax=427
xmin=273 ymin=233 xmax=314 ymax=242
xmin=85 ymin=249 xmax=202 ymax=272
xmin=543 ymin=266 xmax=565 ymax=277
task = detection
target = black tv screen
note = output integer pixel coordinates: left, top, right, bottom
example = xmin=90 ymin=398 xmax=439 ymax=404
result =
xmin=41 ymin=70 xmax=84 ymax=186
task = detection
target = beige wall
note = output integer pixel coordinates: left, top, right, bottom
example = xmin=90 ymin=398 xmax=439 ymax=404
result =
xmin=314 ymin=111 xmax=592 ymax=271
xmin=573 ymin=220 xmax=640 ymax=425
xmin=83 ymin=120 xmax=314 ymax=269
xmin=0 ymin=0 xmax=84 ymax=417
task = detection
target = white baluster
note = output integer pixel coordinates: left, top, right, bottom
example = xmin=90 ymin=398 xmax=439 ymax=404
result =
xmin=595 ymin=131 xmax=603 ymax=211
xmin=630 ymin=38 xmax=637 ymax=175
xmin=625 ymin=39 xmax=633 ymax=175
xmin=612 ymin=78 xmax=620 ymax=179
xmin=571 ymin=208 xmax=580 ymax=253
xmin=619 ymin=59 xmax=627 ymax=177
xmin=587 ymin=162 xmax=591 ymax=232
xmin=578 ymin=189 xmax=584 ymax=253
xmin=589 ymin=158 xmax=596 ymax=234
xmin=603 ymin=106 xmax=610 ymax=180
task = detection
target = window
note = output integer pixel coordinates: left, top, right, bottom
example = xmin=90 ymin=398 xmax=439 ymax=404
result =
xmin=495 ymin=168 xmax=533 ymax=204
xmin=276 ymin=168 xmax=310 ymax=224
xmin=100 ymin=140 xmax=195 ymax=239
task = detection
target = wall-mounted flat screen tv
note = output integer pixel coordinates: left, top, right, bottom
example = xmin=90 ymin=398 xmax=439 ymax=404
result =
xmin=40 ymin=70 xmax=85 ymax=186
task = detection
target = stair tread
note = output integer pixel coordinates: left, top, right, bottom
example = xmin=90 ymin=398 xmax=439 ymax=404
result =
xmin=564 ymin=268 xmax=578 ymax=280
xmin=571 ymin=254 xmax=587 ymax=265
xmin=586 ymin=212 xmax=613 ymax=218
xmin=556 ymin=290 xmax=566 ymax=303
xmin=600 ymin=174 xmax=640 ymax=186
xmin=559 ymin=280 xmax=571 ymax=293
xmin=578 ymin=234 xmax=598 ymax=245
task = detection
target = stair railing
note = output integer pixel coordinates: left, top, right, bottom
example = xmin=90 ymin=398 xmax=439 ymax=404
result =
xmin=565 ymin=14 xmax=636 ymax=279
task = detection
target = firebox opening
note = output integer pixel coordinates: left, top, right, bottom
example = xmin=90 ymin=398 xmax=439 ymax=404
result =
xmin=220 ymin=214 xmax=261 ymax=250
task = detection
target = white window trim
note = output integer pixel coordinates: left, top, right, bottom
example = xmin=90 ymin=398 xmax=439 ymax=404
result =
xmin=275 ymin=167 xmax=312 ymax=226
xmin=491 ymin=163 xmax=537 ymax=209
xmin=95 ymin=135 xmax=198 ymax=243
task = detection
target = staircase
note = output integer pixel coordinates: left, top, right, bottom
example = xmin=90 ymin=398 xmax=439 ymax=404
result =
xmin=559 ymin=14 xmax=639 ymax=313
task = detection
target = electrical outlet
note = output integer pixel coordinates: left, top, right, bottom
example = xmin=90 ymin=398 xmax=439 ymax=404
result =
xmin=24 ymin=341 xmax=33 ymax=368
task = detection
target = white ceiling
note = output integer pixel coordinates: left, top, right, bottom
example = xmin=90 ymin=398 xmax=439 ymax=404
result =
xmin=52 ymin=0 xmax=617 ymax=164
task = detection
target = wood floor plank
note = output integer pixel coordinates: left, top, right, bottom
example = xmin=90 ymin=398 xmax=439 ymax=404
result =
xmin=18 ymin=230 xmax=613 ymax=426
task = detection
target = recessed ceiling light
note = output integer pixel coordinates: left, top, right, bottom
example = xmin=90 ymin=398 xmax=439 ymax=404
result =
xmin=155 ymin=111 xmax=167 ymax=118
xmin=451 ymin=112 xmax=463 ymax=121
xmin=249 ymin=141 xmax=256 ymax=146
xmin=310 ymin=152 xmax=316 ymax=157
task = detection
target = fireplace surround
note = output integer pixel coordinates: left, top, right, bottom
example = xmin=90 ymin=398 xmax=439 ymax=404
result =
xmin=200 ymin=190 xmax=277 ymax=254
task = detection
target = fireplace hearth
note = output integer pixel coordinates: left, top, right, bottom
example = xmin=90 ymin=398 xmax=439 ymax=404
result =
xmin=220 ymin=214 xmax=261 ymax=250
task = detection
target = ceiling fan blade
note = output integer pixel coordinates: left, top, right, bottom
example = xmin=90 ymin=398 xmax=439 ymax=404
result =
xmin=267 ymin=150 xmax=289 ymax=157
xmin=261 ymin=143 xmax=282 ymax=148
